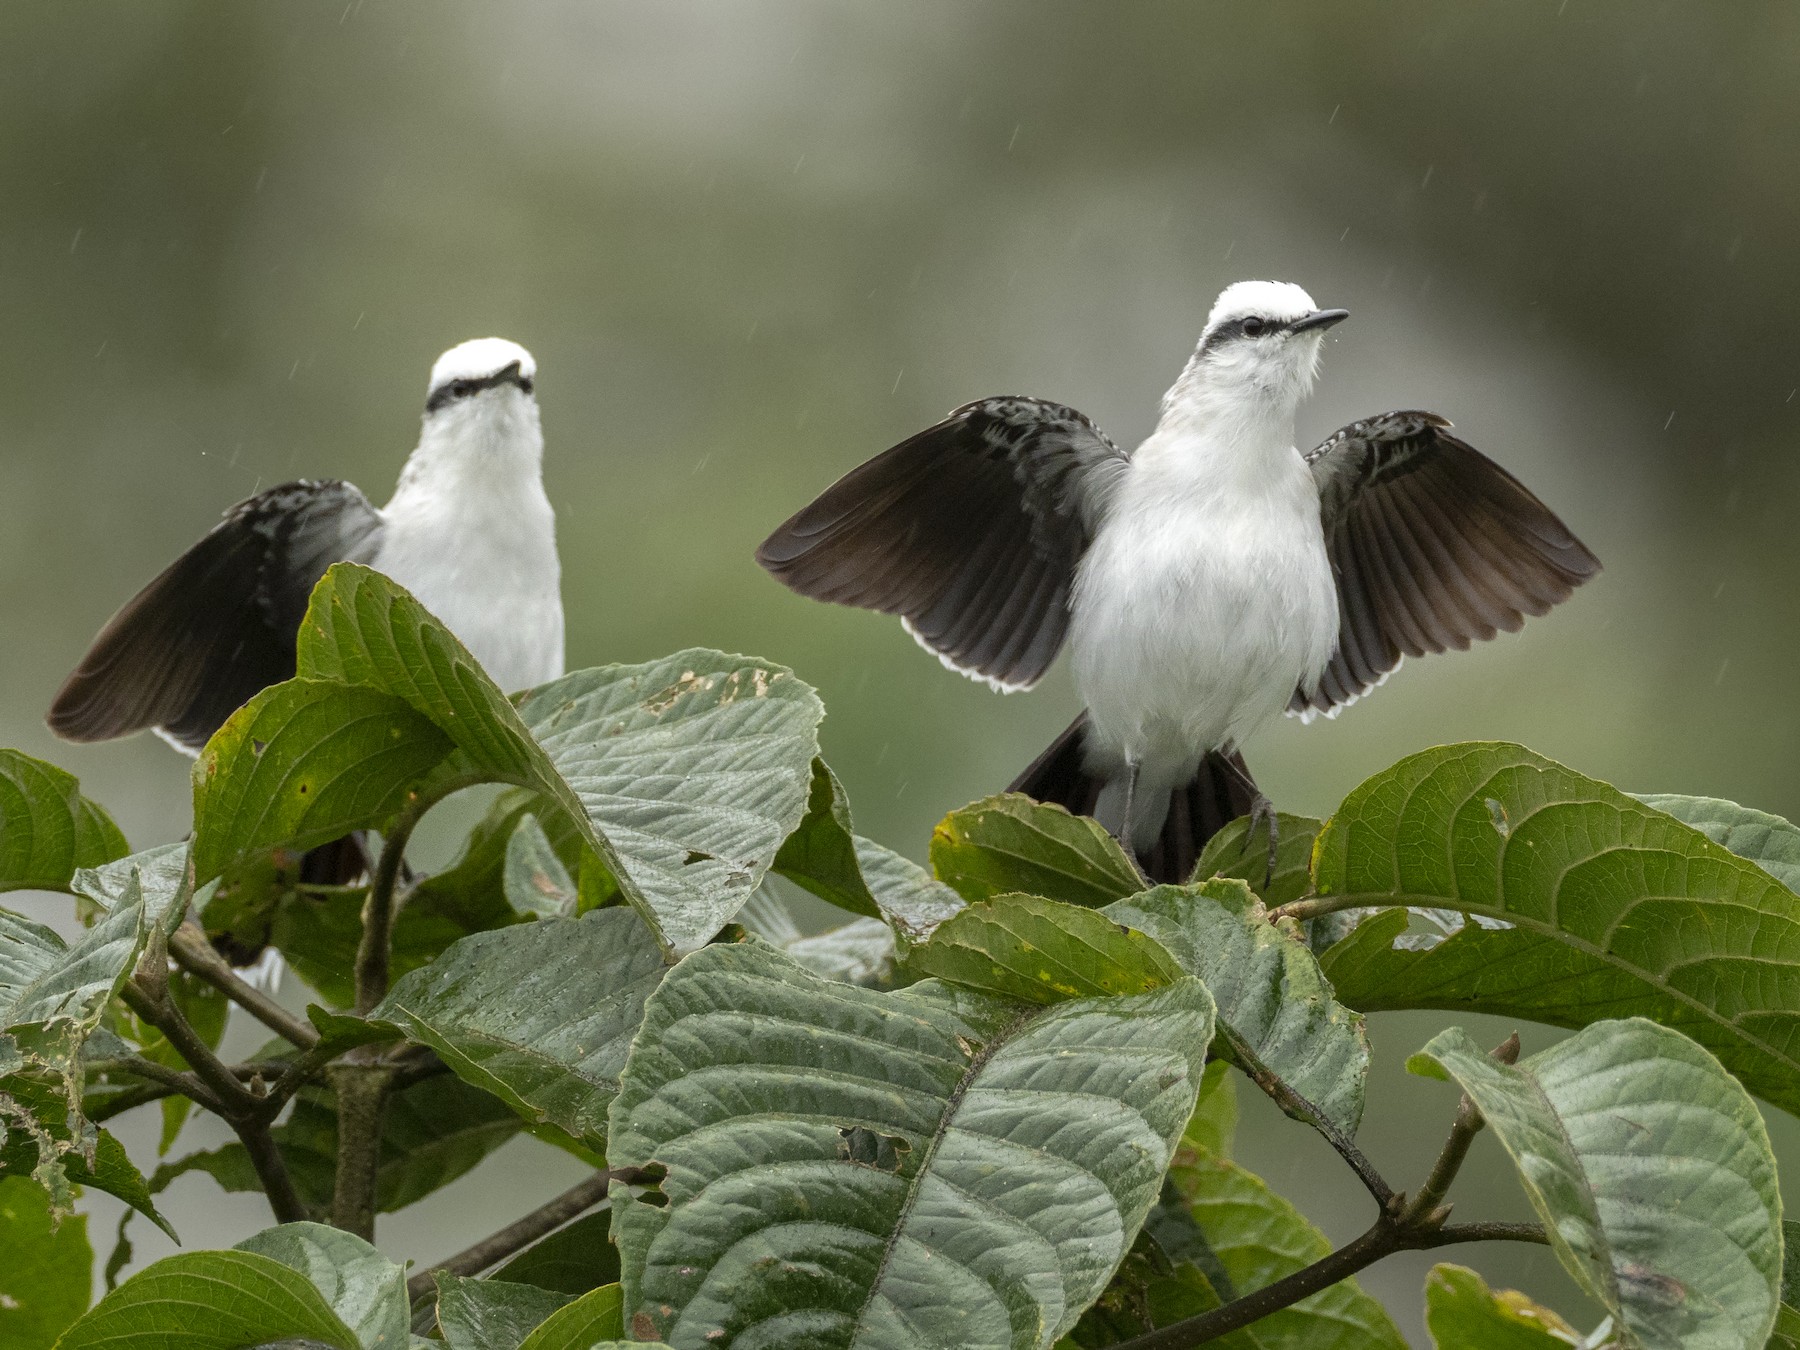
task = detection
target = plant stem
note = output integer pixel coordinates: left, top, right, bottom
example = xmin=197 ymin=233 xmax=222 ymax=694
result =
xmin=167 ymin=922 xmax=320 ymax=1049
xmin=354 ymin=809 xmax=429 ymax=1016
xmin=403 ymin=1169 xmax=620 ymax=1303
xmin=328 ymin=1058 xmax=392 ymax=1239
xmin=1122 ymin=1033 xmax=1541 ymax=1348
xmin=1264 ymin=893 xmax=1383 ymax=924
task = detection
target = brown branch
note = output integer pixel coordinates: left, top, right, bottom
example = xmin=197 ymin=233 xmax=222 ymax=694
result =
xmin=167 ymin=922 xmax=319 ymax=1049
xmin=404 ymin=1169 xmax=629 ymax=1303
xmin=1225 ymin=1038 xmax=1392 ymax=1207
xmin=120 ymin=975 xmax=308 ymax=1222
xmin=1120 ymin=1033 xmax=1539 ymax=1348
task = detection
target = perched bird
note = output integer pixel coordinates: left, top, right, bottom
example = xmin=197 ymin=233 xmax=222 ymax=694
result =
xmin=757 ymin=281 xmax=1599 ymax=883
xmin=49 ymin=335 xmax=563 ymax=784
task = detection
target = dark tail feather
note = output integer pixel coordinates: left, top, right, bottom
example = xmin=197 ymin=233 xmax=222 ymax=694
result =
xmin=299 ymin=833 xmax=373 ymax=887
xmin=1008 ymin=715 xmax=1257 ymax=886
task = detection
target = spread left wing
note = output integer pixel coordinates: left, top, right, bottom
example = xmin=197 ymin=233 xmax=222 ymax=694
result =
xmin=756 ymin=397 xmax=1128 ymax=691
xmin=48 ymin=480 xmax=385 ymax=751
xmin=1292 ymin=411 xmax=1601 ymax=719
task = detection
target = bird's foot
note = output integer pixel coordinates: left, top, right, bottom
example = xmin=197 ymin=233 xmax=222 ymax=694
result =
xmin=1248 ymin=793 xmax=1281 ymax=890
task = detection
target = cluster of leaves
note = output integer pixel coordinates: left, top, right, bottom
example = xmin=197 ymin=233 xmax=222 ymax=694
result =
xmin=3 ymin=563 xmax=1799 ymax=1349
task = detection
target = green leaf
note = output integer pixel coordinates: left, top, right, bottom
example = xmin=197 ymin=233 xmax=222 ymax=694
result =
xmin=607 ymin=939 xmax=1215 ymax=1349
xmin=1106 ymin=881 xmax=1369 ymax=1140
xmin=190 ymin=681 xmax=458 ymax=886
xmin=505 ymin=815 xmax=577 ymax=917
xmin=770 ymin=758 xmax=880 ymax=917
xmin=0 ymin=750 xmax=128 ymax=894
xmin=931 ymin=793 xmax=1143 ymax=908
xmin=157 ymin=1072 xmax=518 ymax=1216
xmin=1167 ymin=1152 xmax=1405 ymax=1350
xmin=904 ymin=892 xmax=1185 ymax=1004
xmin=371 ymin=910 xmax=666 ymax=1153
xmin=517 ymin=650 xmax=827 ymax=953
xmin=853 ymin=835 xmax=964 ymax=942
xmin=0 ymin=1174 xmax=90 ymax=1348
xmin=236 ymin=1222 xmax=410 ymax=1350
xmin=517 ymin=1284 xmax=625 ymax=1350
xmin=192 ymin=564 xmax=651 ymax=943
xmin=0 ymin=1074 xmax=175 ymax=1237
xmin=1633 ymin=793 xmax=1800 ymax=894
xmin=1313 ymin=742 xmax=1800 ymax=1119
xmin=493 ymin=1211 xmax=620 ymax=1296
xmin=1191 ymin=812 xmax=1323 ymax=906
xmin=1409 ymin=1017 xmax=1782 ymax=1348
xmin=1422 ymin=1264 xmax=1582 ymax=1348
xmin=434 ymin=1273 xmax=572 ymax=1350
xmin=55 ymin=1249 xmax=360 ymax=1349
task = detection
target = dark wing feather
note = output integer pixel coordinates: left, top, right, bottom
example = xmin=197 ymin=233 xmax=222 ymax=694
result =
xmin=1293 ymin=411 xmax=1600 ymax=719
xmin=756 ymin=397 xmax=1127 ymax=689
xmin=48 ymin=480 xmax=384 ymax=750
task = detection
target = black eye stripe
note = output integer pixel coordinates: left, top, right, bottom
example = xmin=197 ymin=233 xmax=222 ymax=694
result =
xmin=1201 ymin=315 xmax=1288 ymax=352
xmin=424 ymin=361 xmax=533 ymax=412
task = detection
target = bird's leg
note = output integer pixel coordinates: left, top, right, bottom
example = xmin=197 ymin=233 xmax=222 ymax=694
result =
xmin=1118 ymin=759 xmax=1149 ymax=884
xmin=1247 ymin=792 xmax=1280 ymax=889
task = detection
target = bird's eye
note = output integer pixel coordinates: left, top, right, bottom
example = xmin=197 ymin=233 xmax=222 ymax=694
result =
xmin=451 ymin=380 xmax=474 ymax=398
xmin=1241 ymin=317 xmax=1268 ymax=338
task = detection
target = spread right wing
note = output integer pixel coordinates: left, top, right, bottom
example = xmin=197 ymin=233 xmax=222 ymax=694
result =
xmin=755 ymin=397 xmax=1128 ymax=691
xmin=48 ymin=480 xmax=385 ymax=751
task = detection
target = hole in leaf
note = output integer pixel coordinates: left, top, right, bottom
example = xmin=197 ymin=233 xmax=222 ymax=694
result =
xmin=837 ymin=1125 xmax=912 ymax=1172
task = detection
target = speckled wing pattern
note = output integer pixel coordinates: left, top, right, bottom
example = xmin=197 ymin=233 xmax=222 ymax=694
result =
xmin=756 ymin=396 xmax=1129 ymax=690
xmin=49 ymin=479 xmax=385 ymax=750
xmin=1293 ymin=410 xmax=1600 ymax=719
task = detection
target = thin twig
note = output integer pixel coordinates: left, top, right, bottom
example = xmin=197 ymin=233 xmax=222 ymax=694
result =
xmin=168 ymin=922 xmax=319 ymax=1049
xmin=1225 ymin=1037 xmax=1391 ymax=1206
xmin=404 ymin=1169 xmax=629 ymax=1303
xmin=119 ymin=976 xmax=308 ymax=1222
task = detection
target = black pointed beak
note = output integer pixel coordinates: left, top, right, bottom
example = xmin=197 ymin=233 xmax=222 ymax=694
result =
xmin=1290 ymin=308 xmax=1350 ymax=334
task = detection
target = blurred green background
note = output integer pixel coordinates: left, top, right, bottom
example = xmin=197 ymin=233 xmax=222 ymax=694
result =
xmin=4 ymin=0 xmax=1797 ymax=1337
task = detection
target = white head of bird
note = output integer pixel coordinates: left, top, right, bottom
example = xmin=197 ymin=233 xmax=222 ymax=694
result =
xmin=399 ymin=337 xmax=544 ymax=494
xmin=1159 ymin=281 xmax=1349 ymax=439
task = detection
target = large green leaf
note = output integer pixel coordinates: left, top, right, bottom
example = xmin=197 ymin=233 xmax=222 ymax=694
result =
xmin=434 ymin=1273 xmax=572 ymax=1350
xmin=1633 ymin=793 xmax=1800 ymax=894
xmin=156 ymin=1072 xmax=519 ymax=1216
xmin=607 ymin=939 xmax=1215 ymax=1349
xmin=55 ymin=1249 xmax=361 ymax=1349
xmin=1313 ymin=742 xmax=1800 ymax=1118
xmin=1410 ymin=1017 xmax=1781 ymax=1349
xmin=1106 ymin=881 xmax=1369 ymax=1140
xmin=0 ymin=1174 xmax=90 ymax=1348
xmin=0 ymin=750 xmax=128 ymax=894
xmin=931 ymin=794 xmax=1142 ymax=908
xmin=190 ymin=564 xmax=648 ymax=940
xmin=190 ymin=681 xmax=458 ymax=885
xmin=371 ymin=909 xmax=666 ymax=1153
xmin=904 ymin=892 xmax=1185 ymax=1004
xmin=236 ymin=1222 xmax=410 ymax=1349
xmin=1191 ymin=812 xmax=1323 ymax=907
xmin=517 ymin=1284 xmax=625 ymax=1350
xmin=1422 ymin=1264 xmax=1582 ymax=1349
xmin=517 ymin=650 xmax=826 ymax=953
